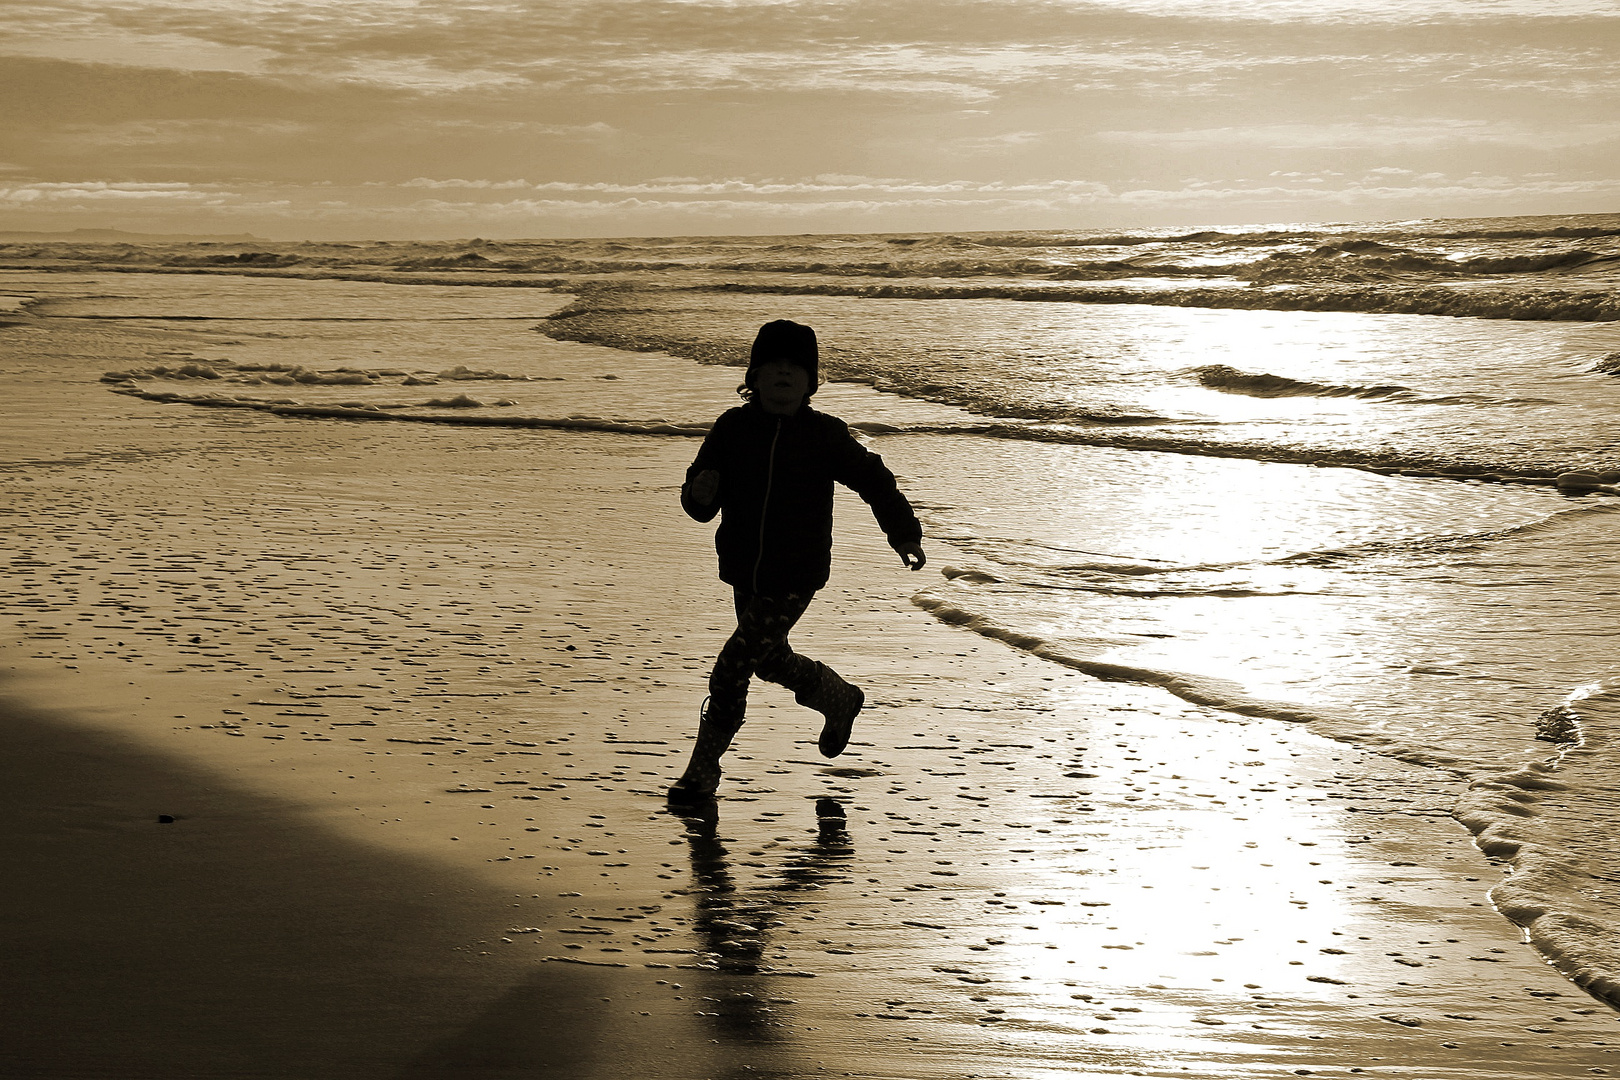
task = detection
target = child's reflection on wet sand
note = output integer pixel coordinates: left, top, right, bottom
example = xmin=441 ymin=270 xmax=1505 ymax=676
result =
xmin=672 ymin=798 xmax=855 ymax=1036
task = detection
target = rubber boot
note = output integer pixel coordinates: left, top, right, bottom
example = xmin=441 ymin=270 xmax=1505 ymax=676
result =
xmin=797 ymin=662 xmax=864 ymax=759
xmin=668 ymin=698 xmax=744 ymax=803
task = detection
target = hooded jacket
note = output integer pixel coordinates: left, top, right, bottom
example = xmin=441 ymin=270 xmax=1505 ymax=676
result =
xmin=681 ymin=402 xmax=922 ymax=595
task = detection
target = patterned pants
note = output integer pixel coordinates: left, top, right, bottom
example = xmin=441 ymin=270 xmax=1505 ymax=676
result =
xmin=707 ymin=590 xmax=821 ymax=720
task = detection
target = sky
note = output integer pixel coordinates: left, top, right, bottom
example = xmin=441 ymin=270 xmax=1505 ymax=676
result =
xmin=1 ymin=0 xmax=1617 ymax=240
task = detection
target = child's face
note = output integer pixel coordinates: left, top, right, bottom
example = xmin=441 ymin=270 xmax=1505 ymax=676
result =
xmin=754 ymin=358 xmax=811 ymax=413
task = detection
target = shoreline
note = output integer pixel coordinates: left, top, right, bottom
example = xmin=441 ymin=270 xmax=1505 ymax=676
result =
xmin=3 ymin=292 xmax=1619 ymax=1077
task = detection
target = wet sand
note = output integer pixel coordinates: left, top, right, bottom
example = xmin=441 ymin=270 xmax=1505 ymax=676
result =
xmin=4 ymin=313 xmax=1619 ymax=1078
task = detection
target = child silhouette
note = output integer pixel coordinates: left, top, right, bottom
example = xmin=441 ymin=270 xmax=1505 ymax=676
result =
xmin=670 ymin=319 xmax=925 ymax=802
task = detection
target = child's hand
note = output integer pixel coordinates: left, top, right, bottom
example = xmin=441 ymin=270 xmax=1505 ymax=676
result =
xmin=897 ymin=542 xmax=926 ymax=571
xmin=690 ymin=469 xmax=720 ymax=505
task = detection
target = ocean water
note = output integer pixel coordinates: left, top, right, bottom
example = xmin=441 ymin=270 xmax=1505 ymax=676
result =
xmin=4 ymin=211 xmax=1620 ymax=1000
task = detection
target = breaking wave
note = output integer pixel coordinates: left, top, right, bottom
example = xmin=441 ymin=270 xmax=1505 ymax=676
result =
xmin=1188 ymin=364 xmax=1555 ymax=407
xmin=1453 ymin=680 xmax=1620 ymax=1008
xmin=103 ymin=383 xmax=714 ymax=436
xmin=107 ymin=350 xmax=1616 ymax=487
xmin=694 ymin=280 xmax=1620 ymax=322
xmin=1191 ymin=364 xmax=1421 ymax=401
xmin=10 ymin=211 xmax=1620 ymax=323
xmin=910 ymin=584 xmax=1494 ymax=773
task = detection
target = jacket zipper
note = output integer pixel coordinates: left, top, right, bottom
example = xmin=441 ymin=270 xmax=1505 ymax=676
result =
xmin=751 ymin=417 xmax=783 ymax=592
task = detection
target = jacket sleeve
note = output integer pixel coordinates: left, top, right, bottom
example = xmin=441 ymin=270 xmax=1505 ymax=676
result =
xmin=826 ymin=419 xmax=923 ymax=549
xmin=680 ymin=415 xmax=726 ymax=523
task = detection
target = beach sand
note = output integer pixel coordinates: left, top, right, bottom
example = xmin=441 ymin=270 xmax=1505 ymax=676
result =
xmin=3 ymin=312 xmax=1618 ymax=1079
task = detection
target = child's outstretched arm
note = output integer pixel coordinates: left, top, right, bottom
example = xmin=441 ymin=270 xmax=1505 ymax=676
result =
xmin=827 ymin=420 xmax=926 ymax=571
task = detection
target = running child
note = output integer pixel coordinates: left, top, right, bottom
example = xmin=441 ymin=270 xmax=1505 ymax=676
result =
xmin=670 ymin=319 xmax=926 ymax=802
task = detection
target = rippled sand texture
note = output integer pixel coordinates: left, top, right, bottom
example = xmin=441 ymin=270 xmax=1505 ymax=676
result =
xmin=3 ymin=276 xmax=1619 ymax=1078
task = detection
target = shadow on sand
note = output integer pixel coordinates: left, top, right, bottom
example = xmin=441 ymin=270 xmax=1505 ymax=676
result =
xmin=0 ymin=689 xmax=628 ymax=1080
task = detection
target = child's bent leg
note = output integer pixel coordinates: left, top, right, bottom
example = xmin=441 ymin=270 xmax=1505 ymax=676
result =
xmin=719 ymin=590 xmax=864 ymax=759
xmin=797 ymin=663 xmax=865 ymax=758
xmin=671 ymin=592 xmax=814 ymax=802
xmin=707 ymin=591 xmax=816 ymax=713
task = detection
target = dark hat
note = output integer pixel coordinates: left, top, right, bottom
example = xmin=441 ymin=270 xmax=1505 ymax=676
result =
xmin=746 ymin=319 xmax=819 ymax=396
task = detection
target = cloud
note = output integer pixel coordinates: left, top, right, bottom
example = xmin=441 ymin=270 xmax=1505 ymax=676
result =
xmin=942 ymin=131 xmax=1050 ymax=156
xmin=3 ymin=0 xmax=1618 ymax=234
xmin=9 ymin=0 xmax=1600 ymax=99
xmin=11 ymin=168 xmax=1615 ymax=240
xmin=407 ymin=121 xmax=618 ymax=138
xmin=0 ymin=56 xmax=383 ymax=128
xmin=49 ymin=119 xmax=315 ymax=150
xmin=0 ymin=172 xmax=1110 ymax=232
xmin=398 ymin=178 xmax=536 ymax=191
xmin=1113 ymin=171 xmax=1620 ymax=210
xmin=384 ymin=176 xmax=1116 ymax=200
xmin=1099 ymin=119 xmax=1620 ymax=152
xmin=1065 ymin=0 xmax=1617 ymax=20
xmin=0 ymin=180 xmax=227 ymax=204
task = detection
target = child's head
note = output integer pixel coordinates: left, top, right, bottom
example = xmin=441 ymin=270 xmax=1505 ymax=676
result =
xmin=742 ymin=320 xmax=818 ymax=400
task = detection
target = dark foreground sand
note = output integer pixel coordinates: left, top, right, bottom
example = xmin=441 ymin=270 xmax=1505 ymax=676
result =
xmin=3 ymin=313 xmax=1619 ymax=1079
